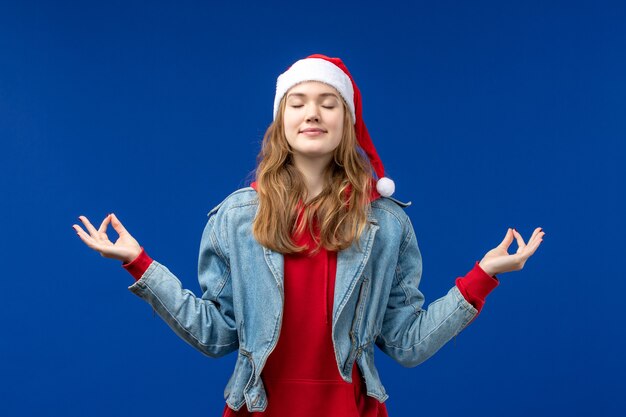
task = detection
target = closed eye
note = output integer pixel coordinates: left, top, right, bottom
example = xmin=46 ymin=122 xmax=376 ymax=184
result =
xmin=288 ymin=104 xmax=336 ymax=109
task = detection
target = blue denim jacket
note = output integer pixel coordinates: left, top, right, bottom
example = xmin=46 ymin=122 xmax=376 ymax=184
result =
xmin=128 ymin=187 xmax=478 ymax=412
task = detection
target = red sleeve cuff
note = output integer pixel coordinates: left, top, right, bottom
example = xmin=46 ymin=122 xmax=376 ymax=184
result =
xmin=122 ymin=247 xmax=153 ymax=281
xmin=455 ymin=261 xmax=500 ymax=313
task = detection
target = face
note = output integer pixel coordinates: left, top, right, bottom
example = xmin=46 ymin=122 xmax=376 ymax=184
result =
xmin=283 ymin=81 xmax=345 ymax=168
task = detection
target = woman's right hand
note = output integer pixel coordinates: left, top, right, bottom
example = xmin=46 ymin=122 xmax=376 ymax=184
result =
xmin=73 ymin=213 xmax=142 ymax=264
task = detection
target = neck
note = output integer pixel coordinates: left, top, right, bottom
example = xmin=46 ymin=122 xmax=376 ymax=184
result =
xmin=292 ymin=154 xmax=332 ymax=203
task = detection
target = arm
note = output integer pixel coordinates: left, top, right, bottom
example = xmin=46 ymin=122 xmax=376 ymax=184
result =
xmin=127 ymin=211 xmax=238 ymax=358
xmin=375 ymin=216 xmax=481 ymax=368
xmin=375 ymin=219 xmax=544 ymax=368
xmin=73 ymin=210 xmax=239 ymax=358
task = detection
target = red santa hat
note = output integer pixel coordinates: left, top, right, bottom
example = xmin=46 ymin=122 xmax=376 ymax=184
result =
xmin=273 ymin=54 xmax=395 ymax=197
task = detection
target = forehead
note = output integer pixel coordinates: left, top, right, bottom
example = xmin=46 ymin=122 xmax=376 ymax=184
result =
xmin=286 ymin=80 xmax=341 ymax=98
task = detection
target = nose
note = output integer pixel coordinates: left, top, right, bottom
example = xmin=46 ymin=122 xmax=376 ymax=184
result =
xmin=305 ymin=104 xmax=320 ymax=122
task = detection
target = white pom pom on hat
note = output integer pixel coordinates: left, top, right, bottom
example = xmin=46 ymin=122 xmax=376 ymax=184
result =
xmin=376 ymin=176 xmax=395 ymax=197
xmin=274 ymin=53 xmax=395 ymax=197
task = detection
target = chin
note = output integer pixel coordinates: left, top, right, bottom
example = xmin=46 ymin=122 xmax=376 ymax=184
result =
xmin=294 ymin=149 xmax=333 ymax=158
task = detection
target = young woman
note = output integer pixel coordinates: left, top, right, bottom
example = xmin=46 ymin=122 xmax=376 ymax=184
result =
xmin=73 ymin=54 xmax=545 ymax=417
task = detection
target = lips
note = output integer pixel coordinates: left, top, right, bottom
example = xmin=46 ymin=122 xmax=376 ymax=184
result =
xmin=300 ymin=127 xmax=327 ymax=133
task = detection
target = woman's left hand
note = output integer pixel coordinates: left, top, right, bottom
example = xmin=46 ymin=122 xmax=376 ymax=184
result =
xmin=478 ymin=227 xmax=545 ymax=277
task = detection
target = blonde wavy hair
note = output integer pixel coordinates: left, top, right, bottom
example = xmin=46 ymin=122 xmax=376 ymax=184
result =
xmin=252 ymin=95 xmax=375 ymax=255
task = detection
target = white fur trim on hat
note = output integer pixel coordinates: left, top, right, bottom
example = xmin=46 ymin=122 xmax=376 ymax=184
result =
xmin=273 ymin=58 xmax=355 ymax=123
xmin=376 ymin=177 xmax=395 ymax=197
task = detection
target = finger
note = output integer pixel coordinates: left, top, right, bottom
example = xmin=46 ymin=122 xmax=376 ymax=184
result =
xmin=98 ymin=214 xmax=111 ymax=234
xmin=527 ymin=227 xmax=543 ymax=246
xmin=498 ymin=228 xmax=514 ymax=249
xmin=521 ymin=236 xmax=543 ymax=259
xmin=73 ymin=224 xmax=103 ymax=251
xmin=512 ymin=229 xmax=526 ymax=252
xmin=529 ymin=230 xmax=545 ymax=250
xmin=110 ymin=213 xmax=129 ymax=236
xmin=72 ymin=224 xmax=88 ymax=238
xmin=78 ymin=215 xmax=101 ymax=239
xmin=97 ymin=214 xmax=113 ymax=241
xmin=521 ymin=228 xmax=545 ymax=255
xmin=526 ymin=231 xmax=545 ymax=253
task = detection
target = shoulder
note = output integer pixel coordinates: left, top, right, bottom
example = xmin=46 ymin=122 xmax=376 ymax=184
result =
xmin=370 ymin=195 xmax=413 ymax=227
xmin=206 ymin=187 xmax=259 ymax=219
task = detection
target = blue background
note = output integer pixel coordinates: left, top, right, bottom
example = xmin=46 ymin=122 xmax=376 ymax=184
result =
xmin=1 ymin=0 xmax=624 ymax=416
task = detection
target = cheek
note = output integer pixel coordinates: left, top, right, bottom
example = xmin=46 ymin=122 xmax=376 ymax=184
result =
xmin=282 ymin=111 xmax=300 ymax=131
xmin=282 ymin=114 xmax=298 ymax=143
xmin=333 ymin=116 xmax=345 ymax=139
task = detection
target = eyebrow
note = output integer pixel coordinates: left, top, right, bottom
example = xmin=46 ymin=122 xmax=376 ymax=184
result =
xmin=286 ymin=92 xmax=340 ymax=99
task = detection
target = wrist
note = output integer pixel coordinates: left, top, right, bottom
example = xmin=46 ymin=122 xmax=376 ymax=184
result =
xmin=478 ymin=260 xmax=495 ymax=277
xmin=124 ymin=248 xmax=143 ymax=264
xmin=122 ymin=247 xmax=153 ymax=281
